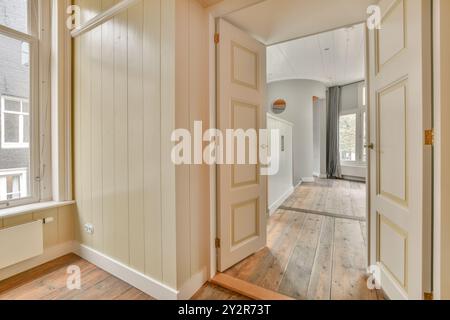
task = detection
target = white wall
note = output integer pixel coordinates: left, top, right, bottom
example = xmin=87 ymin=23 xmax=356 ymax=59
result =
xmin=267 ymin=114 xmax=293 ymax=214
xmin=267 ymin=80 xmax=327 ymax=185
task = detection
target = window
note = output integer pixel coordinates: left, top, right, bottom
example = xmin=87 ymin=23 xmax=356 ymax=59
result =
xmin=339 ymin=84 xmax=367 ymax=164
xmin=0 ymin=0 xmax=41 ymax=207
xmin=339 ymin=113 xmax=357 ymax=161
xmin=0 ymin=169 xmax=27 ymax=201
xmin=1 ymin=96 xmax=30 ymax=149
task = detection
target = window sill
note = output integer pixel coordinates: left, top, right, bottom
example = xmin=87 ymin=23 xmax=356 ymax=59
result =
xmin=0 ymin=200 xmax=75 ymax=219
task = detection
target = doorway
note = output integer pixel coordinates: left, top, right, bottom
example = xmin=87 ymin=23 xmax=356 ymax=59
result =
xmin=210 ymin=0 xmax=433 ymax=301
xmin=212 ymin=17 xmax=377 ymax=300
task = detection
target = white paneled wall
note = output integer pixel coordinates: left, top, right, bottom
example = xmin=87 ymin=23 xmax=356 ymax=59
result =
xmin=73 ymin=0 xmax=210 ymax=292
xmin=74 ymin=0 xmax=175 ymax=286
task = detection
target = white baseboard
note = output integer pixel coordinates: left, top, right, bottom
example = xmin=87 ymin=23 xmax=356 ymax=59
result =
xmin=75 ymin=244 xmax=180 ymax=300
xmin=0 ymin=241 xmax=76 ymax=282
xmin=302 ymin=177 xmax=315 ymax=183
xmin=177 ymin=268 xmax=208 ymax=300
xmin=313 ymin=173 xmax=327 ymax=179
xmin=269 ymin=186 xmax=294 ymax=215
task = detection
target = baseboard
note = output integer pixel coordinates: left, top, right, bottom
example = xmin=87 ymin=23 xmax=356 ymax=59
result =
xmin=75 ymin=244 xmax=179 ymax=300
xmin=0 ymin=241 xmax=76 ymax=282
xmin=302 ymin=177 xmax=315 ymax=183
xmin=269 ymin=186 xmax=294 ymax=216
xmin=177 ymin=268 xmax=208 ymax=300
xmin=313 ymin=173 xmax=327 ymax=179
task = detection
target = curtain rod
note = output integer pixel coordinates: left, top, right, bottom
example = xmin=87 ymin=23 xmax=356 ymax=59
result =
xmin=71 ymin=0 xmax=139 ymax=38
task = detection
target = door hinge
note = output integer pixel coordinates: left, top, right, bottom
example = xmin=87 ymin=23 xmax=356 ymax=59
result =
xmin=424 ymin=292 xmax=433 ymax=300
xmin=214 ymin=33 xmax=220 ymax=44
xmin=215 ymin=238 xmax=221 ymax=249
xmin=425 ymin=129 xmax=434 ymax=146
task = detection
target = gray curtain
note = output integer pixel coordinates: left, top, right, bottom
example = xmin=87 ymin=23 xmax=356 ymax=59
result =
xmin=326 ymin=86 xmax=342 ymax=179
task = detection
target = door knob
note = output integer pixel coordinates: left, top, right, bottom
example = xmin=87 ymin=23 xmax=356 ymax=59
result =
xmin=364 ymin=143 xmax=375 ymax=150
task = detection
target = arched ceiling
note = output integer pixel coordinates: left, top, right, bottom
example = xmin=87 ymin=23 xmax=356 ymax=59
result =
xmin=267 ymin=23 xmax=366 ymax=86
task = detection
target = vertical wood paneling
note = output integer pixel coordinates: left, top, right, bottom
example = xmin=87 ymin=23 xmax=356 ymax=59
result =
xmin=161 ymin=0 xmax=177 ymax=288
xmin=127 ymin=1 xmax=145 ymax=272
xmin=175 ymin=0 xmax=191 ymax=286
xmin=143 ymin=0 xmax=163 ymax=279
xmin=79 ymin=0 xmax=93 ymax=247
xmin=101 ymin=0 xmax=116 ymax=258
xmin=73 ymin=0 xmax=82 ymax=243
xmin=91 ymin=0 xmax=103 ymax=251
xmin=72 ymin=0 xmax=210 ymax=291
xmin=58 ymin=206 xmax=75 ymax=243
xmin=113 ymin=11 xmax=130 ymax=264
xmin=188 ymin=0 xmax=210 ymax=278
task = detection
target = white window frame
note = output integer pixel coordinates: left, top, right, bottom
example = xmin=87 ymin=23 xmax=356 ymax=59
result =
xmin=0 ymin=0 xmax=51 ymax=209
xmin=339 ymin=84 xmax=368 ymax=166
xmin=1 ymin=95 xmax=30 ymax=149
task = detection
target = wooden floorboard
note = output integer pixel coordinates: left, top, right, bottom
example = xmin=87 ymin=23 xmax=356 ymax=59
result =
xmin=0 ymin=254 xmax=155 ymax=300
xmin=225 ymin=179 xmax=382 ymax=300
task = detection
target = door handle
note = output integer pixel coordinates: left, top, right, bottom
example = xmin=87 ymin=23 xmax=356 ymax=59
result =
xmin=364 ymin=143 xmax=375 ymax=150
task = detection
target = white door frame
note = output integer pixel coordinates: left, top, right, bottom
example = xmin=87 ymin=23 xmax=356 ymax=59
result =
xmin=432 ymin=0 xmax=450 ymax=300
xmin=207 ymin=15 xmax=372 ymax=278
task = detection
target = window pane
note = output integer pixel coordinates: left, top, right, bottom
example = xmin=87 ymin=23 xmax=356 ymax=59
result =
xmin=4 ymin=99 xmax=21 ymax=112
xmin=0 ymin=0 xmax=29 ymax=34
xmin=22 ymin=101 xmax=29 ymax=113
xmin=4 ymin=113 xmax=20 ymax=143
xmin=0 ymin=32 xmax=31 ymax=202
xmin=339 ymin=114 xmax=357 ymax=162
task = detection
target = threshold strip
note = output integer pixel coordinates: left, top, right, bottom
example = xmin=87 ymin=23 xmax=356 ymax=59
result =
xmin=211 ymin=273 xmax=294 ymax=301
xmin=278 ymin=206 xmax=367 ymax=222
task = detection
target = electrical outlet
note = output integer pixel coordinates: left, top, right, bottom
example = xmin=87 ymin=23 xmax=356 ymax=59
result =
xmin=84 ymin=223 xmax=94 ymax=235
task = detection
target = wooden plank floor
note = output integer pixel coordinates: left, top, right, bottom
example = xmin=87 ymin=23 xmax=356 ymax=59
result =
xmin=0 ymin=254 xmax=245 ymax=300
xmin=0 ymin=254 xmax=154 ymax=300
xmin=225 ymin=179 xmax=383 ymax=300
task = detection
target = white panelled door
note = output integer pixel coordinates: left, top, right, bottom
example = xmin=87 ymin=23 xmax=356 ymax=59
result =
xmin=368 ymin=0 xmax=432 ymax=299
xmin=216 ymin=19 xmax=267 ymax=272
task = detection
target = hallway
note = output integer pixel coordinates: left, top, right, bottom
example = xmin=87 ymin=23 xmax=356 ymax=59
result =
xmin=224 ymin=179 xmax=382 ymax=300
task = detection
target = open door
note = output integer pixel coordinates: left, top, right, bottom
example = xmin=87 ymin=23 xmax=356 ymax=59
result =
xmin=368 ymin=0 xmax=432 ymax=299
xmin=216 ymin=19 xmax=267 ymax=272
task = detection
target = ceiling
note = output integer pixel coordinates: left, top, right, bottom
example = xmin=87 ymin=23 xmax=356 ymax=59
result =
xmin=267 ymin=23 xmax=365 ymax=86
xmin=224 ymin=0 xmax=376 ymax=45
